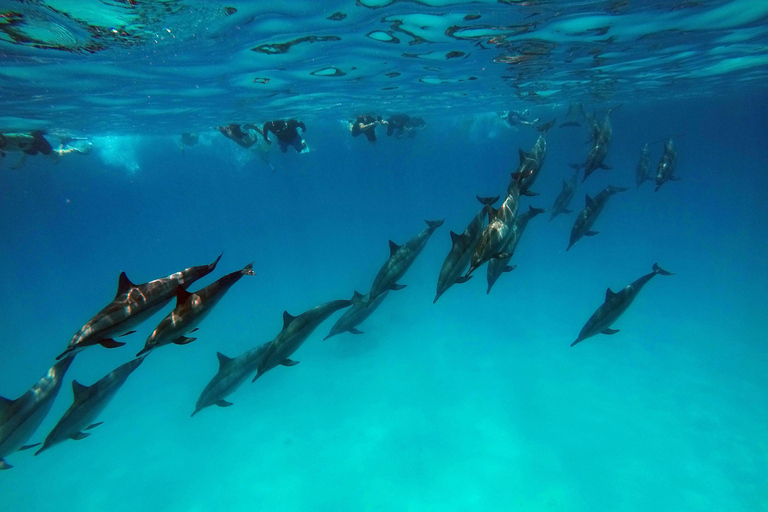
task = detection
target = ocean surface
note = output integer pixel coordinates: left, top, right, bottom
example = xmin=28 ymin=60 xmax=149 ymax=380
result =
xmin=1 ymin=1 xmax=767 ymax=511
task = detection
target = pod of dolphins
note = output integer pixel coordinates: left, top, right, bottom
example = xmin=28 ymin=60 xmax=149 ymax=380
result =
xmin=0 ymin=105 xmax=681 ymax=470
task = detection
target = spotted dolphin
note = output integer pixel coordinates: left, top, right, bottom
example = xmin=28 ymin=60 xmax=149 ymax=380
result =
xmin=35 ymin=357 xmax=144 ymax=455
xmin=571 ymin=106 xmax=619 ymax=182
xmin=253 ymin=298 xmax=355 ymax=381
xmin=571 ymin=263 xmax=674 ymax=347
xmin=508 ymin=135 xmax=547 ymax=197
xmin=466 ymin=175 xmax=527 ymax=277
xmin=636 ymin=143 xmax=652 ymax=188
xmin=192 ymin=343 xmax=271 ymax=416
xmin=324 ymin=290 xmax=388 ymax=339
xmin=137 ymin=262 xmax=255 ymax=356
xmin=58 ymin=254 xmax=222 ymax=359
xmin=0 ymin=355 xmax=74 ymax=469
xmin=367 ymin=219 xmax=444 ymax=303
xmin=567 ymin=185 xmax=628 ymax=251
xmin=486 ymin=205 xmax=546 ymax=294
xmin=549 ymin=168 xmax=579 ymax=221
xmin=655 ymin=138 xmax=679 ymax=192
xmin=434 ymin=196 xmax=499 ymax=303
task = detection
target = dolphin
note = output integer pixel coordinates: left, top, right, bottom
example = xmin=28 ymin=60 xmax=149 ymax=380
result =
xmin=486 ymin=205 xmax=546 ymax=294
xmin=434 ymin=196 xmax=499 ymax=303
xmin=567 ymin=185 xmax=628 ymax=251
xmin=466 ymin=176 xmax=526 ymax=277
xmin=58 ymin=254 xmax=222 ymax=359
xmin=559 ymin=103 xmax=585 ymax=128
xmin=655 ymin=138 xmax=679 ymax=192
xmin=0 ymin=355 xmax=74 ymax=469
xmin=253 ymin=298 xmax=355 ymax=381
xmin=35 ymin=357 xmax=144 ymax=455
xmin=508 ymin=135 xmax=547 ymax=197
xmin=549 ymin=169 xmax=579 ymax=221
xmin=571 ymin=106 xmax=619 ymax=182
xmin=571 ymin=263 xmax=674 ymax=347
xmin=367 ymin=219 xmax=444 ymax=303
xmin=534 ymin=118 xmax=556 ymax=132
xmin=192 ymin=343 xmax=271 ymax=416
xmin=324 ymin=290 xmax=389 ymax=339
xmin=636 ymin=143 xmax=652 ymax=188
xmin=137 ymin=262 xmax=255 ymax=356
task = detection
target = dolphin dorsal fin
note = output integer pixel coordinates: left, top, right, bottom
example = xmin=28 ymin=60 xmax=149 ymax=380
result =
xmin=0 ymin=395 xmax=12 ymax=420
xmin=282 ymin=310 xmax=297 ymax=329
xmin=605 ymin=288 xmax=616 ymax=301
xmin=72 ymin=380 xmax=88 ymax=399
xmin=175 ymin=285 xmax=193 ymax=305
xmin=518 ymin=148 xmax=527 ymax=164
xmin=352 ymin=290 xmax=365 ymax=302
xmin=449 ymin=231 xmax=462 ymax=244
xmin=116 ymin=272 xmax=135 ymax=298
xmin=585 ymin=194 xmax=595 ymax=208
xmin=388 ymin=240 xmax=401 ymax=256
xmin=216 ymin=352 xmax=233 ymax=370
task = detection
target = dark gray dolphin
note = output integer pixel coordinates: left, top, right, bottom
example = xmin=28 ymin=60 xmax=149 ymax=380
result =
xmin=636 ymin=143 xmax=652 ymax=188
xmin=486 ymin=205 xmax=546 ymax=294
xmin=549 ymin=168 xmax=579 ymax=221
xmin=655 ymin=138 xmax=679 ymax=192
xmin=508 ymin=134 xmax=547 ymax=197
xmin=567 ymin=185 xmax=628 ymax=251
xmin=58 ymin=254 xmax=222 ymax=359
xmin=434 ymin=196 xmax=499 ymax=303
xmin=137 ymin=262 xmax=255 ymax=356
xmin=0 ymin=355 xmax=74 ymax=469
xmin=466 ymin=176 xmax=526 ymax=277
xmin=192 ymin=343 xmax=270 ymax=416
xmin=253 ymin=298 xmax=355 ymax=381
xmin=571 ymin=106 xmax=619 ymax=182
xmin=35 ymin=357 xmax=144 ymax=455
xmin=324 ymin=290 xmax=388 ymax=339
xmin=571 ymin=263 xmax=674 ymax=347
xmin=368 ymin=219 xmax=444 ymax=303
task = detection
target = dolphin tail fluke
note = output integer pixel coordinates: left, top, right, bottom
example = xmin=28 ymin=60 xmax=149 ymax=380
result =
xmin=477 ymin=195 xmax=500 ymax=206
xmin=652 ymin=263 xmax=674 ymax=276
xmin=425 ymin=219 xmax=445 ymax=229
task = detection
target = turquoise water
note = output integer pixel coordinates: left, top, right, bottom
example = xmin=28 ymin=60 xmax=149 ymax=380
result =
xmin=1 ymin=1 xmax=768 ymax=511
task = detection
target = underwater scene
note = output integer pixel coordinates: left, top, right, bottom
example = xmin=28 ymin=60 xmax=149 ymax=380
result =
xmin=1 ymin=1 xmax=767 ymax=511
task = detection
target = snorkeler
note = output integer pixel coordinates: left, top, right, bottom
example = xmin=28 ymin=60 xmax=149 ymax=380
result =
xmin=500 ymin=109 xmax=540 ymax=128
xmin=218 ymin=123 xmax=262 ymax=149
xmin=0 ymin=130 xmax=54 ymax=169
xmin=385 ymin=114 xmax=410 ymax=138
xmin=262 ymin=119 xmax=307 ymax=153
xmin=54 ymin=137 xmax=93 ymax=157
xmin=351 ymin=114 xmax=382 ymax=143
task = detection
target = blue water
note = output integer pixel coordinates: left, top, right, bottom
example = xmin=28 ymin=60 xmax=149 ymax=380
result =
xmin=2 ymin=1 xmax=768 ymax=511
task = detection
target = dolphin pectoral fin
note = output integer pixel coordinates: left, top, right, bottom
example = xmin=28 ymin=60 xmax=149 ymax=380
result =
xmin=585 ymin=231 xmax=599 ymax=236
xmin=390 ymin=283 xmax=407 ymax=291
xmin=503 ymin=265 xmax=516 ymax=273
xmin=85 ymin=422 xmax=104 ymax=430
xmin=0 ymin=459 xmax=12 ymax=470
xmin=602 ymin=328 xmax=619 ymax=335
xmin=99 ymin=338 xmax=126 ymax=349
xmin=70 ymin=431 xmax=91 ymax=441
xmin=190 ymin=328 xmax=199 ymax=333
xmin=349 ymin=328 xmax=364 ymax=335
xmin=215 ymin=400 xmax=233 ymax=408
xmin=118 ymin=331 xmax=136 ymax=337
xmin=281 ymin=359 xmax=300 ymax=366
xmin=18 ymin=443 xmax=41 ymax=451
xmin=455 ymin=275 xmax=473 ymax=284
xmin=600 ymin=164 xmax=612 ymax=170
xmin=173 ymin=337 xmax=197 ymax=345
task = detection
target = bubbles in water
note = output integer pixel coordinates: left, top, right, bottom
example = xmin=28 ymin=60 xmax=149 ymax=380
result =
xmin=92 ymin=135 xmax=141 ymax=174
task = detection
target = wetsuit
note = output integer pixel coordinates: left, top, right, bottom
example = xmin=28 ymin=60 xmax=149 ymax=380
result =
xmin=351 ymin=115 xmax=378 ymax=142
xmin=386 ymin=114 xmax=410 ymax=137
xmin=218 ymin=124 xmax=258 ymax=149
xmin=262 ymin=119 xmax=306 ymax=153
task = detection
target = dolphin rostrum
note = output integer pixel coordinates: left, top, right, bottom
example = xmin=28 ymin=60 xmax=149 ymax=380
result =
xmin=549 ymin=168 xmax=579 ymax=221
xmin=137 ymin=262 xmax=255 ymax=356
xmin=567 ymin=185 xmax=628 ymax=251
xmin=571 ymin=263 xmax=674 ymax=347
xmin=636 ymin=143 xmax=652 ymax=188
xmin=192 ymin=343 xmax=271 ymax=416
xmin=434 ymin=196 xmax=499 ymax=303
xmin=655 ymin=138 xmax=679 ymax=192
xmin=58 ymin=254 xmax=222 ymax=359
xmin=368 ymin=219 xmax=444 ymax=303
xmin=253 ymin=298 xmax=355 ymax=382
xmin=0 ymin=355 xmax=74 ymax=469
xmin=35 ymin=356 xmax=144 ymax=455
xmin=486 ymin=205 xmax=546 ymax=294
xmin=324 ymin=290 xmax=389 ymax=339
xmin=508 ymin=135 xmax=547 ymax=197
